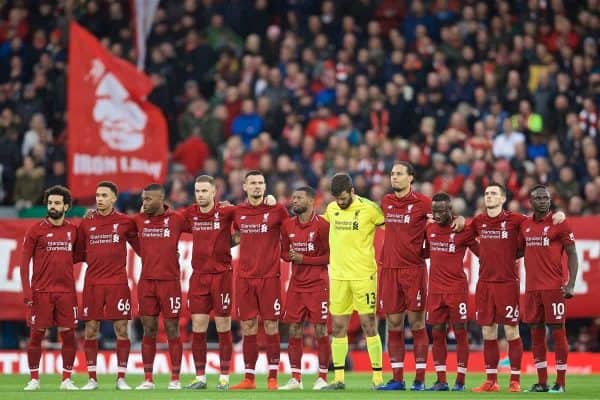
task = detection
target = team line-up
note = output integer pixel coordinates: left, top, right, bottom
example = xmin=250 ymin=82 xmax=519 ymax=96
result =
xmin=20 ymin=162 xmax=578 ymax=393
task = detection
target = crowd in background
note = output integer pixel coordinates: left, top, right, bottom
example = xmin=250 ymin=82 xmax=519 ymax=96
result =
xmin=1 ymin=0 xmax=599 ymax=352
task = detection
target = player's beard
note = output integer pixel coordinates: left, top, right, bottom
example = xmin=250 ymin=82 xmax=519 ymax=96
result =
xmin=338 ymin=199 xmax=352 ymax=209
xmin=292 ymin=205 xmax=307 ymax=215
xmin=535 ymin=204 xmax=550 ymax=214
xmin=47 ymin=209 xmax=64 ymax=220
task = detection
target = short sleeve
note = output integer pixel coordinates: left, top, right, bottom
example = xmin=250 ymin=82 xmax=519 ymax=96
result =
xmin=322 ymin=203 xmax=331 ymax=223
xmin=279 ymin=204 xmax=289 ymax=221
xmin=517 ymin=225 xmax=525 ymax=249
xmin=371 ymin=202 xmax=385 ymax=226
xmin=422 ymin=196 xmax=432 ymax=215
xmin=557 ymin=221 xmax=576 ymax=246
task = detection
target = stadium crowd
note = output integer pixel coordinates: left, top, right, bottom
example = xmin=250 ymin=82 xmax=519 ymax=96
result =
xmin=0 ymin=0 xmax=599 ymax=353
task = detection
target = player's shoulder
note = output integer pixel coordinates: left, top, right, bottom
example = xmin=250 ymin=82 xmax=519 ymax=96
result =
xmin=167 ymin=207 xmax=187 ymax=220
xmin=357 ymin=195 xmax=382 ymax=212
xmin=316 ymin=214 xmax=329 ymax=226
xmin=472 ymin=213 xmax=486 ymax=224
xmin=325 ymin=200 xmax=338 ymax=210
xmin=519 ymin=215 xmax=534 ymax=227
xmin=218 ymin=203 xmax=237 ymax=216
xmin=63 ymin=219 xmax=78 ymax=229
xmin=129 ymin=212 xmax=144 ymax=224
xmin=113 ymin=210 xmax=134 ymax=222
xmin=282 ymin=216 xmax=295 ymax=229
xmin=179 ymin=204 xmax=195 ymax=215
xmin=425 ymin=221 xmax=435 ymax=235
xmin=274 ymin=202 xmax=289 ymax=215
xmin=381 ymin=193 xmax=395 ymax=204
xmin=508 ymin=211 xmax=528 ymax=223
xmin=414 ymin=191 xmax=432 ymax=204
xmin=27 ymin=219 xmax=47 ymax=234
xmin=234 ymin=201 xmax=254 ymax=214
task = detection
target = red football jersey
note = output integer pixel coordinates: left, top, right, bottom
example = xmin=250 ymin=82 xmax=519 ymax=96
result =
xmin=233 ymin=202 xmax=288 ymax=278
xmin=76 ymin=210 xmax=139 ymax=285
xmin=281 ymin=213 xmax=330 ymax=292
xmin=381 ymin=190 xmax=431 ymax=269
xmin=519 ymin=213 xmax=575 ymax=291
xmin=426 ymin=222 xmax=479 ymax=294
xmin=181 ymin=203 xmax=235 ymax=273
xmin=20 ymin=219 xmax=79 ymax=301
xmin=472 ymin=211 xmax=526 ymax=283
xmin=132 ymin=206 xmax=189 ymax=280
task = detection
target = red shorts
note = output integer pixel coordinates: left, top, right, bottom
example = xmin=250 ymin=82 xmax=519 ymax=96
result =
xmin=30 ymin=292 xmax=78 ymax=329
xmin=188 ymin=271 xmax=232 ymax=317
xmin=236 ymin=277 xmax=281 ymax=321
xmin=378 ymin=267 xmax=427 ymax=314
xmin=138 ymin=279 xmax=182 ymax=318
xmin=523 ymin=290 xmax=566 ymax=324
xmin=476 ymin=281 xmax=520 ymax=326
xmin=283 ymin=285 xmax=329 ymax=325
xmin=426 ymin=292 xmax=469 ymax=325
xmin=82 ymin=284 xmax=132 ymax=321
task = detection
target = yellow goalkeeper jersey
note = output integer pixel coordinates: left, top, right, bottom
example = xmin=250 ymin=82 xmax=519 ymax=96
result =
xmin=323 ymin=195 xmax=385 ymax=280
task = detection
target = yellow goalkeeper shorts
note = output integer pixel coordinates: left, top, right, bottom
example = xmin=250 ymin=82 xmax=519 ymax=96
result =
xmin=329 ymin=275 xmax=377 ymax=315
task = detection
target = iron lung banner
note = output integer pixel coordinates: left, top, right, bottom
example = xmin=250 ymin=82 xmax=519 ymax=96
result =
xmin=67 ymin=22 xmax=168 ymax=199
xmin=0 ymin=216 xmax=598 ymax=320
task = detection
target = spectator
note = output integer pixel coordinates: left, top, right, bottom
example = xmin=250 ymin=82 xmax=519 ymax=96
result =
xmin=493 ymin=117 xmax=526 ymax=160
xmin=231 ymin=99 xmax=263 ymax=149
xmin=0 ymin=0 xmax=597 ymax=220
xmin=21 ymin=113 xmax=47 ymax=158
xmin=13 ymin=156 xmax=44 ymax=210
xmin=172 ymin=133 xmax=210 ymax=177
xmin=44 ymin=159 xmax=66 ymax=188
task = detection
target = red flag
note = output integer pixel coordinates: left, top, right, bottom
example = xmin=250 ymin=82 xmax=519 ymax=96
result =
xmin=67 ymin=21 xmax=168 ymax=199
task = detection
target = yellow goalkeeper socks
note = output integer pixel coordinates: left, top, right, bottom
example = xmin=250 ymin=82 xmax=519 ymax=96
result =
xmin=331 ymin=336 xmax=348 ymax=383
xmin=366 ymin=334 xmax=383 ymax=385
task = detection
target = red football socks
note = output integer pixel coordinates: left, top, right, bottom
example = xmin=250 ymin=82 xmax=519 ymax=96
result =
xmin=141 ymin=336 xmax=156 ymax=381
xmin=483 ymin=339 xmax=499 ymax=382
xmin=412 ymin=328 xmax=429 ymax=382
xmin=116 ymin=339 xmax=130 ymax=379
xmin=168 ymin=337 xmax=183 ymax=381
xmin=84 ymin=339 xmax=98 ymax=380
xmin=288 ymin=337 xmax=302 ymax=381
xmin=508 ymin=337 xmax=523 ymax=383
xmin=218 ymin=331 xmax=232 ymax=375
xmin=27 ymin=329 xmax=44 ymax=380
xmin=243 ymin=334 xmax=258 ymax=381
xmin=455 ymin=328 xmax=468 ymax=384
xmin=553 ymin=328 xmax=568 ymax=387
xmin=266 ymin=333 xmax=280 ymax=379
xmin=60 ymin=329 xmax=76 ymax=381
xmin=531 ymin=327 xmax=548 ymax=385
xmin=317 ymin=336 xmax=330 ymax=381
xmin=192 ymin=332 xmax=207 ymax=376
xmin=388 ymin=330 xmax=405 ymax=382
xmin=432 ymin=329 xmax=447 ymax=383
